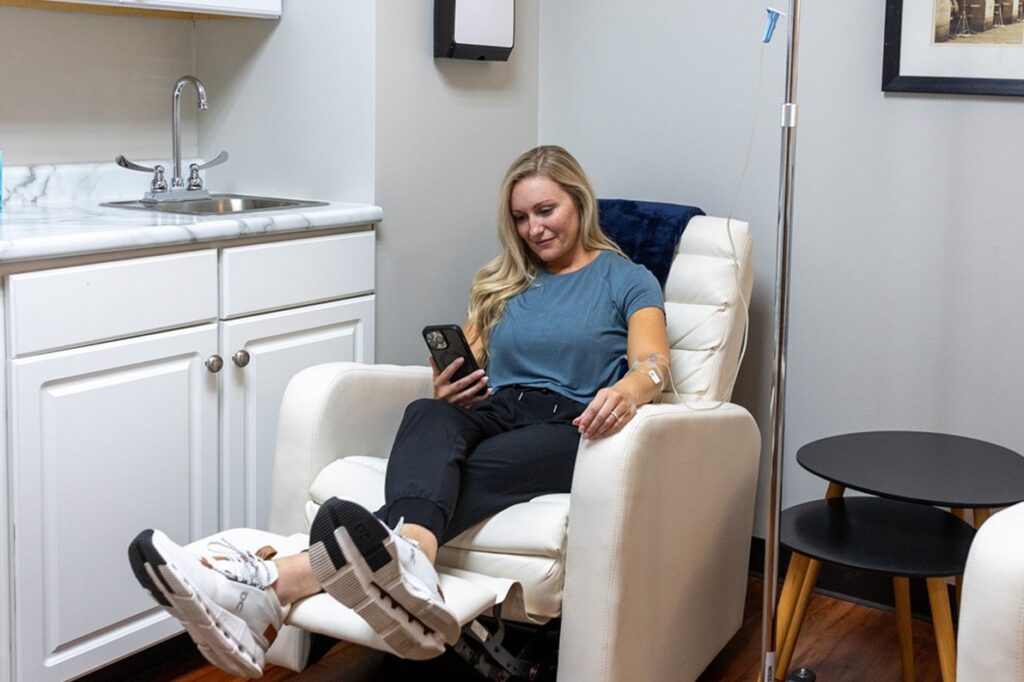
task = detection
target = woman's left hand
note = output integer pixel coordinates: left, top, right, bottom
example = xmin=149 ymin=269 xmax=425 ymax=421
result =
xmin=573 ymin=386 xmax=638 ymax=440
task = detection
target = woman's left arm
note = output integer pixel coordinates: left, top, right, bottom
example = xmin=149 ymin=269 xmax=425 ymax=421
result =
xmin=573 ymin=306 xmax=671 ymax=440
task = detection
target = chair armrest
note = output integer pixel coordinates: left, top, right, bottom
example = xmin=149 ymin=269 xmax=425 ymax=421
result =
xmin=559 ymin=401 xmax=761 ymax=682
xmin=267 ymin=362 xmax=432 ymax=536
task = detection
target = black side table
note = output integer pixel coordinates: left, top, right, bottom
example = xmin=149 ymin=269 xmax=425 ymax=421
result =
xmin=798 ymin=431 xmax=1024 ymax=511
xmin=773 ymin=431 xmax=1024 ymax=682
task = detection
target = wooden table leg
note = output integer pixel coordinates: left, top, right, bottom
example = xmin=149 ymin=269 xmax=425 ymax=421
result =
xmin=927 ymin=576 xmax=957 ymax=682
xmin=973 ymin=506 xmax=991 ymax=528
xmin=893 ymin=576 xmax=915 ymax=682
xmin=762 ymin=482 xmax=845 ymax=681
xmin=774 ymin=553 xmax=810 ymax=667
xmin=777 ymin=555 xmax=810 ymax=643
xmin=951 ymin=508 xmax=969 ymax=608
xmin=767 ymin=481 xmax=844 ymax=680
xmin=825 ymin=481 xmax=845 ymax=499
xmin=776 ymin=557 xmax=822 ymax=680
xmin=757 ymin=552 xmax=811 ymax=682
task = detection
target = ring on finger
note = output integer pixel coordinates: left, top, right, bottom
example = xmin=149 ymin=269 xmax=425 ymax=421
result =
xmin=610 ymin=411 xmax=620 ymax=421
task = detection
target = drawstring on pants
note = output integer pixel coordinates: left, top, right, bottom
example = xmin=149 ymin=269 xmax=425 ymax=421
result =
xmin=507 ymin=385 xmax=566 ymax=416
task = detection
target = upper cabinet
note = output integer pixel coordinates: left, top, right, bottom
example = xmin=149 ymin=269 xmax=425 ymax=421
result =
xmin=37 ymin=0 xmax=281 ymax=18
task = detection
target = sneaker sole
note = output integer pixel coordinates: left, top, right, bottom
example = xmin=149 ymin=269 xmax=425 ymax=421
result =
xmin=308 ymin=499 xmax=459 ymax=657
xmin=127 ymin=530 xmax=265 ymax=679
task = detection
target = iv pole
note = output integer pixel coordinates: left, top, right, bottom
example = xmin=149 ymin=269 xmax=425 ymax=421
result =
xmin=761 ymin=1 xmax=802 ymax=681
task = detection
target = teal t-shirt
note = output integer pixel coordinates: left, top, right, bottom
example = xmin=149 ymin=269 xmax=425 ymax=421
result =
xmin=487 ymin=251 xmax=664 ymax=404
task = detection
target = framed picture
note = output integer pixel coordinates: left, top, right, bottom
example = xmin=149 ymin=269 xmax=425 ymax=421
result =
xmin=883 ymin=0 xmax=1024 ymax=96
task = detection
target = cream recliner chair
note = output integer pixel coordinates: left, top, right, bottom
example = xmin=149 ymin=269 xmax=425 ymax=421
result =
xmin=206 ymin=215 xmax=761 ymax=682
xmin=957 ymin=501 xmax=1024 ymax=681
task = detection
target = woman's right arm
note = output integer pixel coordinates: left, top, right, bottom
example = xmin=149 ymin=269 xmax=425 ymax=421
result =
xmin=429 ymin=320 xmax=490 ymax=406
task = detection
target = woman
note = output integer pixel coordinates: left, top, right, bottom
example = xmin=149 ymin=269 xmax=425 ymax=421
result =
xmin=128 ymin=145 xmax=670 ymax=678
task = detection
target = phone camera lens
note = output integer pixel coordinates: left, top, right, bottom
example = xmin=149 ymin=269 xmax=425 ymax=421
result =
xmin=426 ymin=331 xmax=448 ymax=350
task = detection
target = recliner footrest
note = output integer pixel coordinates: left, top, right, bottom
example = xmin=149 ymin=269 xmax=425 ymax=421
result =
xmin=285 ymin=571 xmax=500 ymax=649
xmin=187 ymin=527 xmax=524 ymax=671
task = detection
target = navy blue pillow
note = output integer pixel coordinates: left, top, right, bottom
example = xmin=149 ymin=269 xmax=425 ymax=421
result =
xmin=597 ymin=199 xmax=704 ymax=288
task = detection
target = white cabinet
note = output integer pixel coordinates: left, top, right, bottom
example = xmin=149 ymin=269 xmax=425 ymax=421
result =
xmin=42 ymin=0 xmax=281 ymax=18
xmin=218 ymin=231 xmax=376 ymax=531
xmin=220 ymin=295 xmax=375 ymax=530
xmin=2 ymin=228 xmax=375 ymax=681
xmin=9 ymin=325 xmax=220 ymax=682
xmin=6 ymin=250 xmax=219 ymax=356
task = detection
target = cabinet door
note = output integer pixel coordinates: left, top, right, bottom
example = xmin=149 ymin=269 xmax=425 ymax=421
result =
xmin=221 ymin=296 xmax=375 ymax=530
xmin=9 ymin=324 xmax=219 ymax=682
xmin=43 ymin=0 xmax=281 ymax=18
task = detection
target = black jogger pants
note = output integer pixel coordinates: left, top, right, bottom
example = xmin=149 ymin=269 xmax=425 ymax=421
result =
xmin=374 ymin=386 xmax=587 ymax=544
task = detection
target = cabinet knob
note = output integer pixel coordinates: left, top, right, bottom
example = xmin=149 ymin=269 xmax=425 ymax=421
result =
xmin=205 ymin=355 xmax=224 ymax=373
xmin=232 ymin=350 xmax=251 ymax=368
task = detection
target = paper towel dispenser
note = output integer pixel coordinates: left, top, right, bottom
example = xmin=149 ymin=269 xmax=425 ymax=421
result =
xmin=434 ymin=0 xmax=515 ymax=61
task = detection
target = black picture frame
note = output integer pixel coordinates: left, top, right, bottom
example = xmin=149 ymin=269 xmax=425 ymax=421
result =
xmin=883 ymin=0 xmax=1024 ymax=97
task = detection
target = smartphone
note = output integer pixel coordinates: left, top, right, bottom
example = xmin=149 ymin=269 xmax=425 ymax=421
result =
xmin=422 ymin=324 xmax=486 ymax=395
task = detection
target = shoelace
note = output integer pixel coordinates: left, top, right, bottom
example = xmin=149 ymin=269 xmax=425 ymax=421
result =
xmin=392 ymin=517 xmax=421 ymax=564
xmin=391 ymin=518 xmax=447 ymax=599
xmin=205 ymin=538 xmax=274 ymax=588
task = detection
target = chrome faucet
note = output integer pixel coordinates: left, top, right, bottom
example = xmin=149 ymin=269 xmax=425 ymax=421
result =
xmin=172 ymin=76 xmax=208 ymax=189
xmin=115 ymin=74 xmax=228 ymax=202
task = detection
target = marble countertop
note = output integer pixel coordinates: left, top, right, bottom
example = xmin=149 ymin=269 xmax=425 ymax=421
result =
xmin=0 ymin=161 xmax=382 ymax=264
xmin=0 ymin=200 xmax=382 ymax=263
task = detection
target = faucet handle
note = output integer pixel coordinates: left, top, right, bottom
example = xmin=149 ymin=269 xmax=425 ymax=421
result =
xmin=186 ymin=152 xmax=228 ymax=191
xmin=195 ymin=151 xmax=229 ymax=171
xmin=117 ymin=156 xmax=169 ymax=194
xmin=151 ymin=165 xmax=168 ymax=192
xmin=187 ymin=163 xmax=204 ymax=191
xmin=115 ymin=155 xmax=156 ymax=173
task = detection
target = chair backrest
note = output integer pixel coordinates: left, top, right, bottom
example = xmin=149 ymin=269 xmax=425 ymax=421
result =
xmin=664 ymin=215 xmax=753 ymax=403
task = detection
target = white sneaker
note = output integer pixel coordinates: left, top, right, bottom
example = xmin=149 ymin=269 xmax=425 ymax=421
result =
xmin=307 ymin=497 xmax=460 ymax=660
xmin=128 ymin=529 xmax=284 ymax=679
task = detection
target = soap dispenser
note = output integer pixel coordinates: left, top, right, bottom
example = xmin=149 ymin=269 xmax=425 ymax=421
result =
xmin=434 ymin=0 xmax=514 ymax=61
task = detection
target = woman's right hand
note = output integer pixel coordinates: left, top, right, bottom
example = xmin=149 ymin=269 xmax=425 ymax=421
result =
xmin=430 ymin=356 xmax=491 ymax=407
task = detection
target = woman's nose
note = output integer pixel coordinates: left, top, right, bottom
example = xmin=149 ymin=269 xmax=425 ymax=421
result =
xmin=529 ymin=216 xmax=544 ymax=235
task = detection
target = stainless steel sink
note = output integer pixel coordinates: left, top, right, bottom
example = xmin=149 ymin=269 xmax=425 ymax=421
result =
xmin=103 ymin=193 xmax=328 ymax=215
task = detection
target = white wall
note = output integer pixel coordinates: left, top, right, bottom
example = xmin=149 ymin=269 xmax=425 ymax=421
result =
xmin=195 ymin=1 xmax=375 ymax=202
xmin=0 ymin=2 xmax=375 ymax=203
xmin=373 ymin=0 xmax=539 ymax=364
xmin=782 ymin=2 xmax=1024 ymax=507
xmin=539 ymin=0 xmax=1024 ymax=532
xmin=0 ymin=6 xmax=196 ymax=165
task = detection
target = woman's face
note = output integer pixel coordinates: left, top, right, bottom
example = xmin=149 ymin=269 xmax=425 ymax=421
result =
xmin=510 ymin=175 xmax=586 ymax=273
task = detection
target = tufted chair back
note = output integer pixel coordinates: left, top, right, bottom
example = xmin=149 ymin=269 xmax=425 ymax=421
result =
xmin=665 ymin=216 xmax=752 ymax=402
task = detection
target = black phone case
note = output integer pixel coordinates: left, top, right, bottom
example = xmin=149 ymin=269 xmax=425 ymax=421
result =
xmin=422 ymin=325 xmax=484 ymax=390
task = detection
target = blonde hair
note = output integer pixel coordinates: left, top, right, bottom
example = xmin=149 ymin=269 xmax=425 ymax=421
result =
xmin=468 ymin=145 xmax=625 ymax=365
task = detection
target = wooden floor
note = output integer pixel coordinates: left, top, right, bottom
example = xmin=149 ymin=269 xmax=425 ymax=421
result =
xmin=156 ymin=577 xmax=942 ymax=682
xmin=695 ymin=578 xmax=941 ymax=681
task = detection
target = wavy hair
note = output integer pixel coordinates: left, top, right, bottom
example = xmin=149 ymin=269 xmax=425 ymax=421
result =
xmin=468 ymin=145 xmax=625 ymax=365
